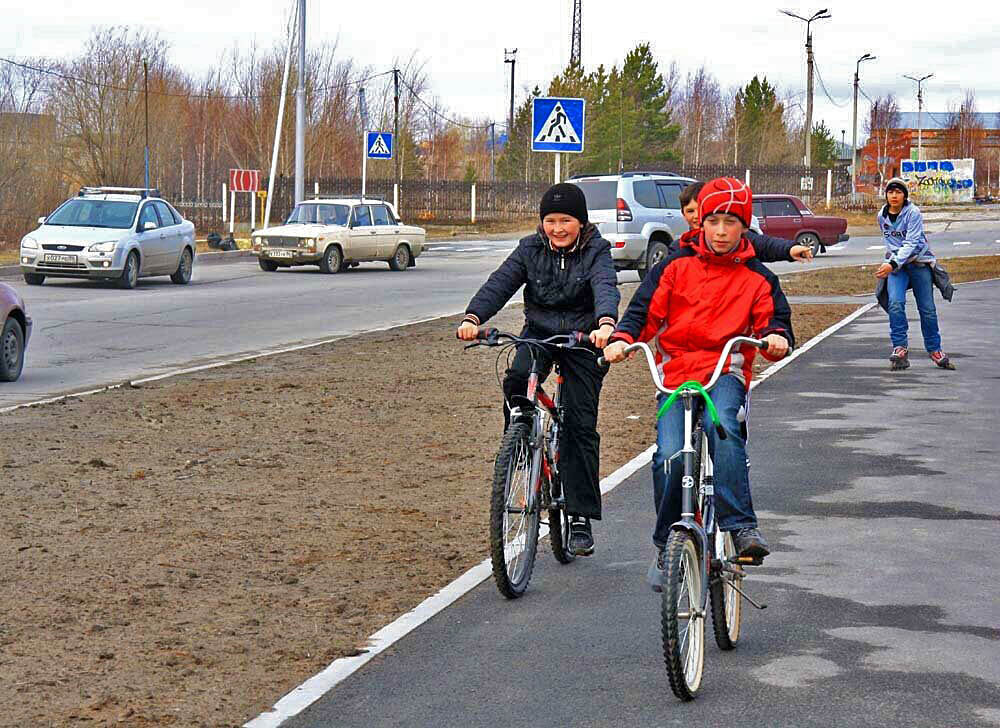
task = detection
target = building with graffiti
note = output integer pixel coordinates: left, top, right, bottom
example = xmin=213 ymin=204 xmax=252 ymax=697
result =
xmin=857 ymin=112 xmax=1000 ymax=198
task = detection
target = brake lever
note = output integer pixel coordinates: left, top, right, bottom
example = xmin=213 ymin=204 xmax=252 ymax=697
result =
xmin=464 ymin=342 xmax=482 ymax=350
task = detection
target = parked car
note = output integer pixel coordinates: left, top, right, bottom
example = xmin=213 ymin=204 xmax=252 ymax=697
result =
xmin=570 ymin=172 xmax=695 ymax=275
xmin=751 ymin=194 xmax=849 ymax=255
xmin=1 ymin=282 xmax=31 ymax=382
xmin=19 ymin=187 xmax=196 ymax=289
xmin=252 ymin=198 xmax=425 ymax=273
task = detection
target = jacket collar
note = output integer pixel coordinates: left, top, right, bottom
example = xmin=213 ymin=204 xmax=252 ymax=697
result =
xmin=682 ymin=229 xmax=757 ymax=265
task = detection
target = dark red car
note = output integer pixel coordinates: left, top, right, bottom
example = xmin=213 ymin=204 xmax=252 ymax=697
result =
xmin=752 ymin=194 xmax=848 ymax=255
xmin=1 ymin=282 xmax=31 ymax=382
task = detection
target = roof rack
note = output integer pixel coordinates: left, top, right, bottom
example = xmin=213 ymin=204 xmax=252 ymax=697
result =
xmin=79 ymin=186 xmax=160 ymax=199
xmin=620 ymin=170 xmax=681 ymax=178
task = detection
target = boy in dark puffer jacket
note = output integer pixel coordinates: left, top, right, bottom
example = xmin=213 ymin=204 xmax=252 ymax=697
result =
xmin=457 ymin=183 xmax=620 ymax=556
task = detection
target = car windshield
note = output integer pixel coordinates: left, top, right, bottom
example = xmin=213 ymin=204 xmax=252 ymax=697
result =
xmin=285 ymin=203 xmax=350 ymax=226
xmin=45 ymin=199 xmax=138 ymax=229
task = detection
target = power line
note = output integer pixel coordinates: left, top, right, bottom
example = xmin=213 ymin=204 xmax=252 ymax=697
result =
xmin=0 ymin=55 xmax=393 ymax=100
xmin=812 ymin=58 xmax=849 ymax=108
xmin=397 ymin=75 xmax=496 ymax=131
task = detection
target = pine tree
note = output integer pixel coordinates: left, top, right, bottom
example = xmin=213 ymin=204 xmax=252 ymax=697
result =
xmin=810 ymin=121 xmax=838 ymax=168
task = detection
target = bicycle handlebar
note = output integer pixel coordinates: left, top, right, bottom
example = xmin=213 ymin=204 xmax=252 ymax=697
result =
xmin=461 ymin=327 xmax=587 ymax=349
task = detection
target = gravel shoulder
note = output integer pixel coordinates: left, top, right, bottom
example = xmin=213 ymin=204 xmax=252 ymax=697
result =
xmin=1 ymin=290 xmax=857 ymax=727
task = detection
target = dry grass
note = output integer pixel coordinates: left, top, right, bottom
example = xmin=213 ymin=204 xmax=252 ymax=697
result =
xmin=779 ymin=254 xmax=1000 ymax=296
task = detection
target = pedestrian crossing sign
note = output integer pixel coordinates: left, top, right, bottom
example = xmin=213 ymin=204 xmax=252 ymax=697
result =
xmin=367 ymin=132 xmax=393 ymax=159
xmin=532 ymin=97 xmax=585 ymax=153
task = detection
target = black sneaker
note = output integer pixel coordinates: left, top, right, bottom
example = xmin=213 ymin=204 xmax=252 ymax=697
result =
xmin=732 ymin=527 xmax=770 ymax=560
xmin=889 ymin=346 xmax=910 ymax=371
xmin=568 ymin=517 xmax=594 ymax=556
xmin=647 ymin=547 xmax=666 ymax=592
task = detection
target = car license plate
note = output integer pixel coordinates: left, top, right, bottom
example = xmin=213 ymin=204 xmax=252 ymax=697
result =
xmin=44 ymin=254 xmax=77 ymax=264
xmin=270 ymin=250 xmax=294 ymax=258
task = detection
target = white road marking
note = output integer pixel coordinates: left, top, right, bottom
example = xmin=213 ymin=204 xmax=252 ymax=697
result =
xmin=866 ymin=245 xmax=884 ymax=250
xmin=242 ymin=300 xmax=881 ymax=728
xmin=953 ymin=241 xmax=972 ymax=246
xmin=826 ymin=243 xmax=847 ymax=251
xmin=455 ymin=246 xmax=491 ymax=253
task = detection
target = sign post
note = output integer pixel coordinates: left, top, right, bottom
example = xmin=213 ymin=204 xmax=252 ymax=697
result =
xmin=532 ymin=97 xmax=585 ymax=185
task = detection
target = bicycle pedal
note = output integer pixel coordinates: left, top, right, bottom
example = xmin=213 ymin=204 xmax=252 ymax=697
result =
xmin=733 ymin=555 xmax=764 ymax=566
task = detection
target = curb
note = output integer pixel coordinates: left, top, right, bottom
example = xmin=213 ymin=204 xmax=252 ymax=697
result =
xmin=0 ymin=248 xmax=255 ymax=277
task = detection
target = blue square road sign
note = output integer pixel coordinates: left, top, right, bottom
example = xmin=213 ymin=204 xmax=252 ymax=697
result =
xmin=367 ymin=132 xmax=393 ymax=159
xmin=532 ymin=97 xmax=585 ymax=153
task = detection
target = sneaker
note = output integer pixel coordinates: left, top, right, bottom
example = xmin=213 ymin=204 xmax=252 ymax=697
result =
xmin=568 ymin=517 xmax=594 ymax=556
xmin=732 ymin=527 xmax=770 ymax=560
xmin=889 ymin=346 xmax=910 ymax=370
xmin=647 ymin=547 xmax=667 ymax=592
xmin=929 ymin=350 xmax=956 ymax=370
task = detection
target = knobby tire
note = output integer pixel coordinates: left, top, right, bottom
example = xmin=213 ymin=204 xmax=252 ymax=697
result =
xmin=661 ymin=530 xmax=705 ymax=700
xmin=490 ymin=422 xmax=540 ymax=599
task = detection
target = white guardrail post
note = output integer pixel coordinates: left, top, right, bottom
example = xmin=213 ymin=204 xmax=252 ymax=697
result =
xmin=471 ymin=183 xmax=477 ymax=224
xmin=826 ymin=169 xmax=832 ymax=208
xmin=745 ymin=169 xmax=750 ymax=186
xmin=222 ymin=183 xmax=227 ymax=223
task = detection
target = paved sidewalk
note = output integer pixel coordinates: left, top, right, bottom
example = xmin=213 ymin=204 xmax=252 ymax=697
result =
xmin=283 ymin=282 xmax=1000 ymax=728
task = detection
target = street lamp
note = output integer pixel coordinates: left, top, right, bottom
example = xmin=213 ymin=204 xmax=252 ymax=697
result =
xmin=780 ymin=8 xmax=832 ymax=167
xmin=903 ymin=73 xmax=934 ymax=161
xmin=852 ymin=52 xmax=876 ymax=198
xmin=504 ymin=49 xmax=517 ymax=136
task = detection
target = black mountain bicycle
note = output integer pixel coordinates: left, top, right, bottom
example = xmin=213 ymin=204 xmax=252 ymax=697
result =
xmin=463 ymin=328 xmax=590 ymax=598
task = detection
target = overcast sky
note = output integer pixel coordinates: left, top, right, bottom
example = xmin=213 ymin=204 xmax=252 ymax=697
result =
xmin=4 ymin=0 xmax=999 ymax=149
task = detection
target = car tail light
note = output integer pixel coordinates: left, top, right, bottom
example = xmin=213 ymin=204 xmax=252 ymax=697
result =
xmin=616 ymin=198 xmax=632 ymax=222
xmin=613 ymin=241 xmax=626 ymax=248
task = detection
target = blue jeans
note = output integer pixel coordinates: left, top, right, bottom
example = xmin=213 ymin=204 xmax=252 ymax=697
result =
xmin=650 ymin=374 xmax=756 ymax=547
xmin=887 ymin=263 xmax=941 ymax=352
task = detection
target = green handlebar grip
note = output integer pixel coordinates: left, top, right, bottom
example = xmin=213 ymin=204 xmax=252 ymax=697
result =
xmin=655 ymin=380 xmax=721 ymax=428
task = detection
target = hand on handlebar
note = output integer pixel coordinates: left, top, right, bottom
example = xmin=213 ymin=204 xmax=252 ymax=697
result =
xmin=601 ymin=340 xmax=633 ymax=364
xmin=589 ymin=323 xmax=616 ymax=349
xmin=762 ymin=333 xmax=790 ymax=359
xmin=456 ymin=321 xmax=479 ymax=341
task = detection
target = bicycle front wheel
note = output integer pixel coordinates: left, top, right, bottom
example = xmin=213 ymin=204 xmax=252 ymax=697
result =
xmin=548 ymin=503 xmax=575 ymax=564
xmin=661 ymin=530 xmax=705 ymax=700
xmin=490 ymin=422 xmax=540 ymax=599
xmin=710 ymin=530 xmax=743 ymax=650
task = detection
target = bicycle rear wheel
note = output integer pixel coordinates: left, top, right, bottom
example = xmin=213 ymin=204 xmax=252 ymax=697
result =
xmin=490 ymin=422 xmax=540 ymax=598
xmin=661 ymin=530 xmax=705 ymax=700
xmin=710 ymin=529 xmax=743 ymax=650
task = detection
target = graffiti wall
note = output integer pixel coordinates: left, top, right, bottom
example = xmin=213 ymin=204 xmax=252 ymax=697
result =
xmin=900 ymin=158 xmax=975 ymax=204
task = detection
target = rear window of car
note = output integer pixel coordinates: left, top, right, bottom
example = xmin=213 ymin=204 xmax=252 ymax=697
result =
xmin=573 ymin=180 xmax=617 ymax=211
xmin=656 ymin=182 xmax=683 ymax=210
xmin=632 ymin=180 xmax=661 ymax=209
xmin=372 ymin=205 xmax=391 ymax=225
xmin=763 ymin=199 xmax=800 ymax=217
xmin=752 ymin=201 xmax=764 ymax=219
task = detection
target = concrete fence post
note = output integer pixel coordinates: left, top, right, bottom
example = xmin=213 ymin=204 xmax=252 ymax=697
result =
xmin=222 ymin=183 xmax=227 ymax=223
xmin=393 ymin=183 xmax=399 ymax=212
xmin=826 ymin=169 xmax=832 ymax=208
xmin=745 ymin=169 xmax=750 ymax=186
xmin=471 ymin=183 xmax=477 ymax=224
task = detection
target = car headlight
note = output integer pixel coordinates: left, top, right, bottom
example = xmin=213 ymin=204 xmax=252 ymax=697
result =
xmin=88 ymin=241 xmax=117 ymax=253
xmin=21 ymin=236 xmax=38 ymax=250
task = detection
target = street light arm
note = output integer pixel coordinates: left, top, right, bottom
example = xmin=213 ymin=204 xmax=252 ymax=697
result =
xmin=779 ymin=8 xmax=809 ymax=21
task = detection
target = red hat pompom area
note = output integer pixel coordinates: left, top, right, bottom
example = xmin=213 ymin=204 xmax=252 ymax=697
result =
xmin=698 ymin=177 xmax=753 ymax=228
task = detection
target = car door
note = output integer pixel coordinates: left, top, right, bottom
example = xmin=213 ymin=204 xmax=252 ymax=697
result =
xmin=349 ymin=204 xmax=378 ymax=259
xmin=135 ymin=202 xmax=168 ymax=273
xmin=153 ymin=201 xmax=182 ymax=271
xmin=655 ymin=181 xmax=686 ymax=237
xmin=762 ymin=198 xmax=802 ymax=240
xmin=371 ymin=204 xmax=397 ymax=257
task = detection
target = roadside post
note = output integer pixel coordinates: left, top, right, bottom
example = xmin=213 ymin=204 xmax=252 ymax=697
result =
xmin=826 ymin=169 xmax=832 ymax=208
xmin=256 ymin=189 xmax=267 ymax=228
xmin=365 ymin=131 xmax=393 ymax=200
xmin=228 ymin=169 xmax=261 ymax=237
xmin=532 ymin=97 xmax=585 ymax=185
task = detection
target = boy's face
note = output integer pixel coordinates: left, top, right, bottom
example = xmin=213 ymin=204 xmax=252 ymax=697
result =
xmin=542 ymin=213 xmax=582 ymax=248
xmin=703 ymin=213 xmax=745 ymax=254
xmin=682 ymin=200 xmax=700 ymax=229
xmin=886 ymin=188 xmax=906 ymax=209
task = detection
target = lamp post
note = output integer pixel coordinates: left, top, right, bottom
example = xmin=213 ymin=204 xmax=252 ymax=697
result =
xmin=504 ymin=49 xmax=517 ymax=135
xmin=780 ymin=8 xmax=832 ymax=167
xmin=903 ymin=73 xmax=933 ymax=160
xmin=852 ymin=52 xmax=875 ymax=198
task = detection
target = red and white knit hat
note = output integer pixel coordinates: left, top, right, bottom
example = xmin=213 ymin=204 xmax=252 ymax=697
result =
xmin=698 ymin=177 xmax=753 ymax=227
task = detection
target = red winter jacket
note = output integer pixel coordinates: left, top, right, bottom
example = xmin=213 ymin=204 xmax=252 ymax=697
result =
xmin=611 ymin=230 xmax=793 ymax=390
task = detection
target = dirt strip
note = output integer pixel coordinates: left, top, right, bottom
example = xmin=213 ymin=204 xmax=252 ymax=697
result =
xmin=0 ymin=289 xmax=858 ymax=727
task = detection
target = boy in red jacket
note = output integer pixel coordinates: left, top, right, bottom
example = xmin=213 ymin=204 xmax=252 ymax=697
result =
xmin=603 ymin=177 xmax=793 ymax=589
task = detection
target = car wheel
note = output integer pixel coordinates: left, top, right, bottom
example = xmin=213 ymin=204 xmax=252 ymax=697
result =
xmin=119 ymin=251 xmax=139 ymax=289
xmin=646 ymin=241 xmax=670 ymax=271
xmin=389 ymin=244 xmax=411 ymax=271
xmin=23 ymin=273 xmax=45 ymax=286
xmin=0 ymin=317 xmax=25 ymax=382
xmin=318 ymin=245 xmax=343 ymax=274
xmin=797 ymin=233 xmax=822 ymax=257
xmin=259 ymin=258 xmax=279 ymax=272
xmin=170 ymin=248 xmax=193 ymax=284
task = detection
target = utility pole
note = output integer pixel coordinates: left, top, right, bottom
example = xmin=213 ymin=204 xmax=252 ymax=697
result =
xmin=504 ymin=49 xmax=517 ymax=134
xmin=780 ymin=8 xmax=831 ymax=168
xmin=852 ymin=52 xmax=875 ymax=198
xmin=294 ymin=0 xmax=306 ymax=204
xmin=570 ymin=0 xmax=582 ymax=67
xmin=489 ymin=122 xmax=496 ymax=181
xmin=393 ymin=68 xmax=401 ymax=188
xmin=143 ymin=59 xmax=150 ymax=190
xmin=903 ymin=73 xmax=933 ymax=160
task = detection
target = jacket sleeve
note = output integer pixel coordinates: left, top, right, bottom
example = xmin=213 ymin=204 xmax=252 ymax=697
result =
xmin=463 ymin=245 xmax=527 ymax=326
xmin=889 ymin=206 xmax=925 ymax=268
xmin=611 ymin=260 xmax=669 ymax=345
xmin=751 ymin=266 xmax=794 ymax=361
xmin=745 ymin=230 xmax=796 ymax=263
xmin=589 ymin=239 xmax=620 ymax=328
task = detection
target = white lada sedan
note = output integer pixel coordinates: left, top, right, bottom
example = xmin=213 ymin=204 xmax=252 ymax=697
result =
xmin=252 ymin=198 xmax=425 ymax=273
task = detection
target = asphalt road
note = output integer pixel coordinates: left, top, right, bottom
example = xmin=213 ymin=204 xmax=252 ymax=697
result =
xmin=1 ymin=223 xmax=997 ymax=410
xmin=284 ymin=280 xmax=1000 ymax=728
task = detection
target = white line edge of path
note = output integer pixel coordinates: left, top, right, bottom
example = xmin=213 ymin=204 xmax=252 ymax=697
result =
xmin=242 ymin=299 xmax=880 ymax=728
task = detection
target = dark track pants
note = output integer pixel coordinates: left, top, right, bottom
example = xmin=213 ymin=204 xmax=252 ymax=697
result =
xmin=502 ymin=328 xmax=607 ymax=520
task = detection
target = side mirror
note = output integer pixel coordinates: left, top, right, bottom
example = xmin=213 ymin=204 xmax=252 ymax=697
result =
xmin=143 ymin=220 xmax=158 ymax=231
xmin=38 ymin=216 xmax=46 ymax=224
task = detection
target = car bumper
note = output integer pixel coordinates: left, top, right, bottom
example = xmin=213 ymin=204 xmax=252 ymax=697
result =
xmin=608 ymin=234 xmax=647 ymax=268
xmin=258 ymin=248 xmax=322 ymax=265
xmin=838 ymin=233 xmax=850 ymax=242
xmin=19 ymin=249 xmax=124 ymax=278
